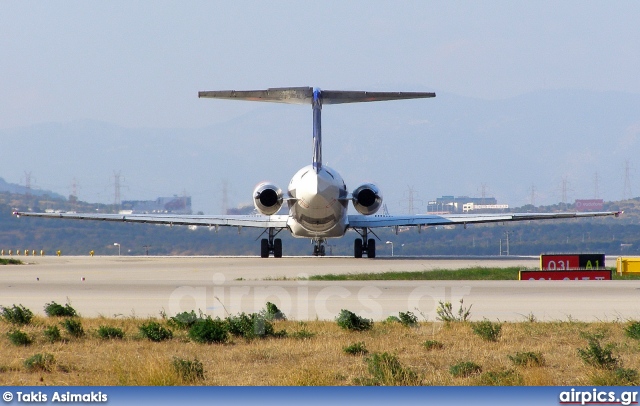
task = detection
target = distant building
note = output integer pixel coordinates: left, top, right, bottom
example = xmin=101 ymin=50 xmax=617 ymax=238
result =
xmin=428 ymin=195 xmax=504 ymax=213
xmin=226 ymin=205 xmax=255 ymax=215
xmin=462 ymin=203 xmax=509 ymax=212
xmin=225 ymin=204 xmax=287 ymax=215
xmin=574 ymin=199 xmax=604 ymax=212
xmin=121 ymin=196 xmax=192 ymax=214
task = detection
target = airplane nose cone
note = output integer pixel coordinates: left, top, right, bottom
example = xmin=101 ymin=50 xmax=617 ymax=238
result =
xmin=296 ymin=169 xmax=337 ymax=208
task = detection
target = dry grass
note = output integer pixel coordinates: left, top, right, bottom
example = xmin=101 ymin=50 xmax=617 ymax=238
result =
xmin=1 ymin=316 xmax=640 ymax=386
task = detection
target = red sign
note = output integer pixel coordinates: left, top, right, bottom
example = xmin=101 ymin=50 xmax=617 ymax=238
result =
xmin=520 ymin=270 xmax=612 ymax=280
xmin=575 ymin=199 xmax=604 ymax=212
xmin=541 ymin=255 xmax=579 ymax=270
xmin=541 ymin=254 xmax=605 ymax=270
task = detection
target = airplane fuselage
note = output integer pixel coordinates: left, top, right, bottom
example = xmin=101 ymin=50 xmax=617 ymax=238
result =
xmin=286 ymin=165 xmax=349 ymax=238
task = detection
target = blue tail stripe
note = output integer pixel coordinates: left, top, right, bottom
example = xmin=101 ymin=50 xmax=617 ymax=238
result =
xmin=312 ymin=88 xmax=322 ymax=173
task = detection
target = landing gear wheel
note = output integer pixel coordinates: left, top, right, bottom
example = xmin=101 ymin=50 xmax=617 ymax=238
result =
xmin=319 ymin=245 xmax=326 ymax=256
xmin=354 ymin=238 xmax=363 ymax=258
xmin=274 ymin=238 xmax=282 ymax=258
xmin=260 ymin=239 xmax=270 ymax=258
xmin=367 ymin=238 xmax=376 ymax=258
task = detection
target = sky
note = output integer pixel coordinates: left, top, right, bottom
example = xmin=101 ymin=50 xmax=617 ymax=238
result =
xmin=1 ymin=2 xmax=640 ymax=212
xmin=2 ymin=1 xmax=639 ymax=129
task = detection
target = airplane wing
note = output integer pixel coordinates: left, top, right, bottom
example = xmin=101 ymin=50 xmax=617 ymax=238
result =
xmin=13 ymin=211 xmax=289 ymax=229
xmin=348 ymin=211 xmax=621 ymax=229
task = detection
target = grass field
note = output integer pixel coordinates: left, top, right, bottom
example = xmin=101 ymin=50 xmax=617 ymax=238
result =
xmin=308 ymin=267 xmax=640 ymax=281
xmin=1 ymin=310 xmax=640 ymax=386
xmin=2 ymin=264 xmax=640 ymax=386
xmin=0 ymin=258 xmax=22 ymax=265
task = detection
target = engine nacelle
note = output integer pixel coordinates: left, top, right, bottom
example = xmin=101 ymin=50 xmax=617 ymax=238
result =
xmin=253 ymin=182 xmax=284 ymax=215
xmin=352 ymin=183 xmax=383 ymax=215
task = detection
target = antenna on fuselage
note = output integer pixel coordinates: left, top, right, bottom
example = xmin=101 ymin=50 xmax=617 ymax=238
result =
xmin=198 ymin=87 xmax=436 ymax=173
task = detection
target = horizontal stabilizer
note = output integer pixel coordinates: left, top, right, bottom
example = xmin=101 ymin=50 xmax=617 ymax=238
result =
xmin=198 ymin=87 xmax=435 ymax=105
xmin=320 ymin=90 xmax=436 ymax=105
xmin=199 ymin=87 xmax=314 ymax=105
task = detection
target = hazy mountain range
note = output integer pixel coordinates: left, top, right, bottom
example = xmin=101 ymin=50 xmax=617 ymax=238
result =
xmin=1 ymin=89 xmax=639 ymax=214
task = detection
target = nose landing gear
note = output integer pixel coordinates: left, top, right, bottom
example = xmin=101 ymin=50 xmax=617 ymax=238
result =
xmin=312 ymin=239 xmax=327 ymax=256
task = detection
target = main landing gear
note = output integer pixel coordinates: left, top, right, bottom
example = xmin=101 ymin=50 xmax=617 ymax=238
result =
xmin=312 ymin=239 xmax=326 ymax=256
xmin=260 ymin=228 xmax=283 ymax=258
xmin=353 ymin=228 xmax=376 ymax=258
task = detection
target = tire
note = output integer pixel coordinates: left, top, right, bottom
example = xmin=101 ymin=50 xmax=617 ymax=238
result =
xmin=319 ymin=245 xmax=326 ymax=256
xmin=354 ymin=239 xmax=363 ymax=258
xmin=367 ymin=239 xmax=376 ymax=258
xmin=260 ymin=239 xmax=270 ymax=258
xmin=274 ymin=239 xmax=283 ymax=258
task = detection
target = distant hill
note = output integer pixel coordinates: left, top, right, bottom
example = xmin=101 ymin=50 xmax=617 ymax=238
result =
xmin=0 ymin=177 xmax=65 ymax=200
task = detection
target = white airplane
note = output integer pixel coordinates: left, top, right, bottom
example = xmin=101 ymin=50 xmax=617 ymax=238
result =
xmin=14 ymin=87 xmax=621 ymax=258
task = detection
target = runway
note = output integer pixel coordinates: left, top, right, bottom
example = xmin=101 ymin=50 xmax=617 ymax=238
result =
xmin=2 ymin=256 xmax=639 ymax=322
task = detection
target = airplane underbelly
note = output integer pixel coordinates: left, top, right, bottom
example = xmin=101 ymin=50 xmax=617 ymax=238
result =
xmin=288 ymin=203 xmax=347 ymax=238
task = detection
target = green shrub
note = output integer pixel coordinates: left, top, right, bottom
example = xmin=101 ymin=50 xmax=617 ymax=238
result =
xmin=24 ymin=353 xmax=55 ymax=372
xmin=436 ymin=299 xmax=471 ymax=322
xmin=449 ymin=361 xmax=482 ymax=378
xmin=139 ymin=321 xmax=173 ymax=342
xmin=226 ymin=312 xmax=276 ymax=340
xmin=625 ymin=321 xmax=640 ymax=340
xmin=365 ymin=352 xmax=420 ymax=385
xmin=97 ymin=326 xmax=125 ymax=340
xmin=263 ymin=302 xmax=286 ymax=321
xmin=423 ymin=340 xmax=444 ymax=350
xmin=0 ymin=258 xmax=22 ymax=265
xmin=44 ymin=301 xmax=77 ymax=317
xmin=578 ymin=335 xmax=619 ymax=370
xmin=590 ymin=368 xmax=639 ymax=386
xmin=343 ymin=341 xmax=368 ymax=355
xmin=384 ymin=316 xmax=401 ymax=324
xmin=290 ymin=322 xmax=314 ymax=340
xmin=508 ymin=351 xmax=545 ymax=367
xmin=1 ymin=304 xmax=33 ymax=325
xmin=398 ymin=311 xmax=418 ymax=327
xmin=472 ymin=319 xmax=502 ymax=342
xmin=7 ymin=329 xmax=32 ymax=346
xmin=188 ymin=317 xmax=228 ymax=344
xmin=61 ymin=318 xmax=84 ymax=338
xmin=168 ymin=310 xmax=201 ymax=330
xmin=43 ymin=326 xmax=62 ymax=343
xmin=614 ymin=368 xmax=639 ymax=385
xmin=335 ymin=309 xmax=373 ymax=331
xmin=478 ymin=369 xmax=523 ymax=385
xmin=172 ymin=357 xmax=204 ymax=382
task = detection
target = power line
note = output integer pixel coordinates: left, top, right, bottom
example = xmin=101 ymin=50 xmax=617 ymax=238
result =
xmin=23 ymin=171 xmax=33 ymax=196
xmin=529 ymin=183 xmax=536 ymax=207
xmin=113 ymin=171 xmax=123 ymax=207
xmin=222 ymin=180 xmax=229 ymax=214
xmin=623 ymin=160 xmax=633 ymax=200
xmin=400 ymin=186 xmax=422 ymax=215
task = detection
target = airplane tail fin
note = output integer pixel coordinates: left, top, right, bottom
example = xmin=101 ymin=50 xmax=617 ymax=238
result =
xmin=199 ymin=87 xmax=436 ymax=172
